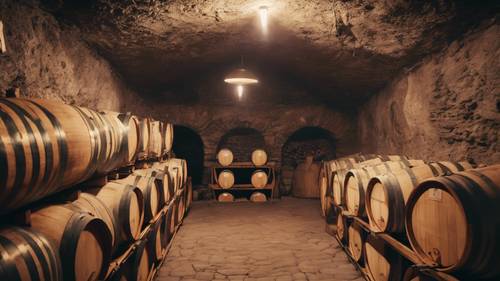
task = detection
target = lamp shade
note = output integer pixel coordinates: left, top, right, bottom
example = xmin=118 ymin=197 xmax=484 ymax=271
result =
xmin=224 ymin=68 xmax=259 ymax=85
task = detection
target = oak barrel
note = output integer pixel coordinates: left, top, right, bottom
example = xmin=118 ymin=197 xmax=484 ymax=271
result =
xmin=137 ymin=118 xmax=150 ymax=160
xmin=113 ymin=239 xmax=152 ymax=281
xmin=72 ymin=193 xmax=117 ymax=249
xmin=176 ymin=192 xmax=186 ymax=225
xmin=148 ymin=120 xmax=163 ymax=158
xmin=332 ymin=169 xmax=348 ymax=206
xmin=134 ymin=168 xmax=172 ymax=205
xmin=115 ymin=173 xmax=164 ymax=224
xmin=292 ymin=156 xmax=320 ymax=198
xmin=251 ymin=170 xmax=268 ymax=188
xmin=218 ymin=192 xmax=234 ymax=202
xmin=405 ymin=165 xmax=500 ymax=278
xmin=347 ymin=223 xmax=365 ymax=263
xmin=319 ymin=165 xmax=329 ymax=216
xmin=335 ymin=212 xmax=347 ymax=243
xmin=251 ymin=149 xmax=267 ymax=166
xmin=101 ymin=111 xmax=141 ymax=165
xmin=30 ymin=204 xmax=112 ymax=281
xmin=167 ymin=158 xmax=188 ymax=186
xmin=218 ymin=170 xmax=235 ymax=189
xmin=365 ymin=235 xmax=403 ymax=281
xmin=250 ymin=192 xmax=267 ymax=202
xmin=217 ymin=149 xmax=233 ymax=166
xmin=164 ymin=203 xmax=175 ymax=243
xmin=0 ymin=226 xmax=63 ymax=281
xmin=88 ymin=182 xmax=144 ymax=248
xmin=147 ymin=215 xmax=167 ymax=263
xmin=162 ymin=123 xmax=173 ymax=154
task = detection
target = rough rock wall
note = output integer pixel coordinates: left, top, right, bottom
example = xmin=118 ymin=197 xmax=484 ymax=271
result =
xmin=358 ymin=22 xmax=500 ymax=164
xmin=0 ymin=1 xmax=135 ymax=111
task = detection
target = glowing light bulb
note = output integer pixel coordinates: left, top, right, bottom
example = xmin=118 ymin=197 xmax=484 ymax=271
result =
xmin=259 ymin=6 xmax=268 ymax=34
xmin=237 ymin=85 xmax=244 ymax=100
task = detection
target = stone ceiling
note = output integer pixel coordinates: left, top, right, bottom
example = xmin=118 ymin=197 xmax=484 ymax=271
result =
xmin=50 ymin=0 xmax=497 ymax=107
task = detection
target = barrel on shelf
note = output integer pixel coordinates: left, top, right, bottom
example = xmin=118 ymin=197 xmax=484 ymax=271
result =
xmin=112 ymin=239 xmax=153 ymax=281
xmin=135 ymin=168 xmax=173 ymax=205
xmin=0 ymin=226 xmax=63 ymax=281
xmin=347 ymin=223 xmax=365 ymax=263
xmin=319 ymin=165 xmax=330 ymax=216
xmin=335 ymin=212 xmax=348 ymax=243
xmin=218 ymin=170 xmax=235 ymax=189
xmin=251 ymin=170 xmax=268 ymax=188
xmin=405 ymin=165 xmax=500 ymax=279
xmin=332 ymin=169 xmax=349 ymax=206
xmin=364 ymin=235 xmax=403 ymax=281
xmin=86 ymin=182 xmax=144 ymax=249
xmin=250 ymin=192 xmax=267 ymax=202
xmin=148 ymin=120 xmax=163 ymax=158
xmin=164 ymin=203 xmax=175 ymax=243
xmin=137 ymin=118 xmax=150 ymax=160
xmin=30 ymin=204 xmax=112 ymax=281
xmin=218 ymin=192 xmax=234 ymax=202
xmin=101 ymin=111 xmax=141 ymax=165
xmin=292 ymin=156 xmax=320 ymax=198
xmin=72 ymin=193 xmax=117 ymax=250
xmin=162 ymin=123 xmax=173 ymax=154
xmin=217 ymin=149 xmax=233 ymax=166
xmin=147 ymin=214 xmax=167 ymax=264
xmin=115 ymin=173 xmax=164 ymax=224
xmin=167 ymin=158 xmax=188 ymax=186
xmin=251 ymin=149 xmax=268 ymax=166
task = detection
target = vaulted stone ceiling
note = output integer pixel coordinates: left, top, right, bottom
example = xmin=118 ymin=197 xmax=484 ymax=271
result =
xmin=50 ymin=0 xmax=497 ymax=107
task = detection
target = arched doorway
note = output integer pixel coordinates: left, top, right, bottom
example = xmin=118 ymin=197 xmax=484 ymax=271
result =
xmin=217 ymin=127 xmax=266 ymax=162
xmin=172 ymin=125 xmax=205 ymax=186
xmin=280 ymin=127 xmax=336 ymax=195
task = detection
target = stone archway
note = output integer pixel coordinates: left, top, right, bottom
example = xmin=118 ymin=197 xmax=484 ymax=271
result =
xmin=172 ymin=125 xmax=205 ymax=186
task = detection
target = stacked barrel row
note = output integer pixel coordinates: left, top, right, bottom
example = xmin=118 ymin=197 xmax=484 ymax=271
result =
xmin=0 ymin=98 xmax=174 ymax=214
xmin=319 ymin=154 xmax=500 ymax=281
xmin=215 ymin=148 xmax=271 ymax=202
xmin=0 ymin=158 xmax=191 ymax=281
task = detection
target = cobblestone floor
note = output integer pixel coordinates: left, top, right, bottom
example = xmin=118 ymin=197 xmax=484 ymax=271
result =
xmin=157 ymin=197 xmax=363 ymax=281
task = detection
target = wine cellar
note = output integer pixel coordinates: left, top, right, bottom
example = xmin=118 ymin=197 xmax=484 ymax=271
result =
xmin=0 ymin=1 xmax=499 ymax=281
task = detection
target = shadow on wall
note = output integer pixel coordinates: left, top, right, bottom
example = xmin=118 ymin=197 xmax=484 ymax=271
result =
xmin=216 ymin=127 xmax=267 ymax=162
xmin=172 ymin=125 xmax=204 ymax=186
xmin=280 ymin=126 xmax=336 ymax=196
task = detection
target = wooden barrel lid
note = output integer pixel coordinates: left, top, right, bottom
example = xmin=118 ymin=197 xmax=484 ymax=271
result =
xmin=336 ymin=212 xmax=346 ymax=241
xmin=163 ymin=123 xmax=173 ymax=153
xmin=409 ymin=186 xmax=467 ymax=267
xmin=365 ymin=236 xmax=392 ymax=281
xmin=348 ymin=224 xmax=364 ymax=262
xmin=345 ymin=172 xmax=362 ymax=215
xmin=367 ymin=179 xmax=389 ymax=232
xmin=251 ymin=149 xmax=267 ymax=166
xmin=218 ymin=192 xmax=234 ymax=202
xmin=75 ymin=229 xmax=104 ymax=281
xmin=251 ymin=170 xmax=268 ymax=188
xmin=217 ymin=149 xmax=233 ymax=166
xmin=218 ymin=170 xmax=235 ymax=189
xmin=250 ymin=192 xmax=267 ymax=202
xmin=332 ymin=171 xmax=345 ymax=206
xmin=128 ymin=192 xmax=142 ymax=239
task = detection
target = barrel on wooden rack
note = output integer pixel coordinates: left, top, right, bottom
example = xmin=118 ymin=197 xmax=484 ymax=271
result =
xmin=0 ymin=98 xmax=99 ymax=213
xmin=115 ymin=173 xmax=165 ymax=224
xmin=72 ymin=193 xmax=117 ymax=250
xmin=162 ymin=123 xmax=174 ymax=154
xmin=292 ymin=156 xmax=320 ymax=198
xmin=137 ymin=118 xmax=150 ymax=160
xmin=101 ymin=111 xmax=141 ymax=165
xmin=319 ymin=165 xmax=330 ymax=216
xmin=217 ymin=148 xmax=233 ymax=166
xmin=147 ymin=214 xmax=167 ymax=264
xmin=332 ymin=169 xmax=349 ymax=206
xmin=135 ymin=167 xmax=173 ymax=205
xmin=164 ymin=203 xmax=175 ymax=243
xmin=30 ymin=204 xmax=112 ymax=281
xmin=335 ymin=212 xmax=348 ymax=243
xmin=167 ymin=158 xmax=188 ymax=186
xmin=251 ymin=149 xmax=268 ymax=166
xmin=218 ymin=170 xmax=235 ymax=189
xmin=176 ymin=192 xmax=186 ymax=225
xmin=87 ymin=182 xmax=144 ymax=250
xmin=0 ymin=226 xmax=63 ymax=281
xmin=218 ymin=192 xmax=234 ymax=202
xmin=405 ymin=165 xmax=500 ymax=279
xmin=364 ymin=235 xmax=403 ymax=281
xmin=250 ymin=192 xmax=267 ymax=202
xmin=112 ymin=239 xmax=153 ymax=281
xmin=251 ymin=170 xmax=268 ymax=188
xmin=148 ymin=120 xmax=163 ymax=158
xmin=347 ymin=223 xmax=365 ymax=263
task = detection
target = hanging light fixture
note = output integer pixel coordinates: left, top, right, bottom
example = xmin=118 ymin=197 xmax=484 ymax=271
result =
xmin=224 ymin=56 xmax=259 ymax=85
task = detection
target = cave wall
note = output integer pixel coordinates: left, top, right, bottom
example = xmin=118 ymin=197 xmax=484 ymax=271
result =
xmin=358 ymin=22 xmax=500 ymax=165
xmin=0 ymin=1 xmax=135 ymax=111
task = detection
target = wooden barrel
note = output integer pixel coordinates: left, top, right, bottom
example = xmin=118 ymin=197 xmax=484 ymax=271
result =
xmin=176 ymin=192 xmax=186 ymax=225
xmin=0 ymin=98 xmax=99 ymax=213
xmin=88 ymin=182 xmax=144 ymax=247
xmin=101 ymin=111 xmax=141 ymax=165
xmin=164 ymin=203 xmax=175 ymax=243
xmin=147 ymin=215 xmax=166 ymax=263
xmin=72 ymin=193 xmax=117 ymax=250
xmin=292 ymin=156 xmax=320 ymax=198
xmin=167 ymin=158 xmax=188 ymax=186
xmin=251 ymin=170 xmax=268 ymax=188
xmin=335 ymin=212 xmax=347 ymax=243
xmin=251 ymin=149 xmax=267 ymax=166
xmin=148 ymin=120 xmax=163 ymax=158
xmin=30 ymin=204 xmax=112 ymax=281
xmin=347 ymin=223 xmax=365 ymax=263
xmin=328 ymin=154 xmax=391 ymax=172
xmin=134 ymin=168 xmax=172 ymax=205
xmin=113 ymin=239 xmax=152 ymax=281
xmin=0 ymin=226 xmax=63 ymax=281
xmin=162 ymin=123 xmax=173 ymax=154
xmin=332 ymin=169 xmax=348 ymax=206
xmin=137 ymin=118 xmax=150 ymax=160
xmin=319 ymin=165 xmax=329 ymax=216
xmin=218 ymin=192 xmax=234 ymax=202
xmin=217 ymin=149 xmax=233 ymax=166
xmin=115 ymin=173 xmax=164 ymax=224
xmin=405 ymin=165 xmax=500 ymax=278
xmin=365 ymin=235 xmax=403 ymax=281
xmin=250 ymin=192 xmax=267 ymax=202
xmin=218 ymin=170 xmax=235 ymax=189
xmin=185 ymin=177 xmax=193 ymax=213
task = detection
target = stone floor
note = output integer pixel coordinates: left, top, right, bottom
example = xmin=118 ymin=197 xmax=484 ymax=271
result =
xmin=157 ymin=197 xmax=363 ymax=281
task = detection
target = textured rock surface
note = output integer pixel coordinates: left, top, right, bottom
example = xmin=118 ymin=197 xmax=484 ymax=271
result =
xmin=52 ymin=0 xmax=496 ymax=104
xmin=158 ymin=198 xmax=362 ymax=281
xmin=0 ymin=1 xmax=136 ymax=111
xmin=358 ymin=22 xmax=500 ymax=164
